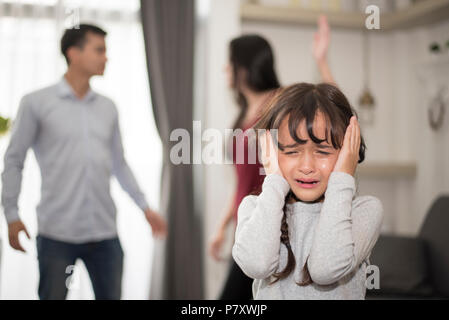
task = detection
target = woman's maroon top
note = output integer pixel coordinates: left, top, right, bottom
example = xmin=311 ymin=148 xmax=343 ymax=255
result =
xmin=231 ymin=118 xmax=265 ymax=222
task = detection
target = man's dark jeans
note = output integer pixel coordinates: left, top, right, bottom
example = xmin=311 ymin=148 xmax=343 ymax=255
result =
xmin=36 ymin=234 xmax=123 ymax=300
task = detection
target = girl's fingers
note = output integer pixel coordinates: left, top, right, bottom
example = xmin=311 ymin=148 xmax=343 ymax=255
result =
xmin=259 ymin=131 xmax=269 ymax=167
xmin=353 ymin=117 xmax=360 ymax=150
xmin=259 ymin=131 xmax=266 ymax=155
xmin=344 ymin=118 xmax=352 ymax=149
xmin=264 ymin=131 xmax=271 ymax=159
xmin=268 ymin=131 xmax=277 ymax=159
xmin=351 ymin=116 xmax=357 ymax=152
xmin=266 ymin=130 xmax=272 ymax=157
xmin=351 ymin=117 xmax=361 ymax=162
xmin=351 ymin=117 xmax=357 ymax=151
xmin=266 ymin=130 xmax=277 ymax=159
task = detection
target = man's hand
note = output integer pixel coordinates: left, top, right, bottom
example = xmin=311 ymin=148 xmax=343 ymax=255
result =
xmin=333 ymin=116 xmax=361 ymax=177
xmin=8 ymin=220 xmax=31 ymax=252
xmin=144 ymin=208 xmax=168 ymax=239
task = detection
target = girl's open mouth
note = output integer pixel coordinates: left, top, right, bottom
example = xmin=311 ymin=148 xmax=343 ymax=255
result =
xmin=295 ymin=179 xmax=319 ymax=189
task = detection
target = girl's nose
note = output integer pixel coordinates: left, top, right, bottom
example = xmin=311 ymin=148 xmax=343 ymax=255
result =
xmin=298 ymin=152 xmax=315 ymax=174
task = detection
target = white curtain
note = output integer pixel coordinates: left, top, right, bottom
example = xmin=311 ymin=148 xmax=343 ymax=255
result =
xmin=0 ymin=0 xmax=162 ymax=299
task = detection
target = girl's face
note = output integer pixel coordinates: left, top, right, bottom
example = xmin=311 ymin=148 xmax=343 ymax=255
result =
xmin=277 ymin=111 xmax=340 ymax=203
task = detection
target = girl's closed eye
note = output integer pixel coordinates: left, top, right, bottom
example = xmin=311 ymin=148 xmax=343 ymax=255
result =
xmin=315 ymin=145 xmax=335 ymax=156
xmin=316 ymin=149 xmax=335 ymax=155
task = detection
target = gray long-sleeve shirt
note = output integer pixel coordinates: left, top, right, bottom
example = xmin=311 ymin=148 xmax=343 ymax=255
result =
xmin=1 ymin=77 xmax=149 ymax=243
xmin=232 ymin=172 xmax=383 ymax=299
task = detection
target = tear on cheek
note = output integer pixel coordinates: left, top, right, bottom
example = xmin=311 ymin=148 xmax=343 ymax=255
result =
xmin=319 ymin=162 xmax=333 ymax=170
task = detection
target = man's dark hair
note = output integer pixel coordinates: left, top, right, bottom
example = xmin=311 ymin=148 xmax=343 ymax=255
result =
xmin=61 ymin=24 xmax=107 ymax=64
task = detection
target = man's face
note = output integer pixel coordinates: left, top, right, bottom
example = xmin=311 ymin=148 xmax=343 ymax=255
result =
xmin=69 ymin=32 xmax=107 ymax=76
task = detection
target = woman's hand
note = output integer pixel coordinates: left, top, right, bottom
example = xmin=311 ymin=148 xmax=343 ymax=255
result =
xmin=312 ymin=15 xmax=336 ymax=85
xmin=209 ymin=227 xmax=226 ymax=261
xmin=333 ymin=116 xmax=361 ymax=177
xmin=313 ymin=15 xmax=330 ymax=63
xmin=259 ymin=130 xmax=283 ymax=177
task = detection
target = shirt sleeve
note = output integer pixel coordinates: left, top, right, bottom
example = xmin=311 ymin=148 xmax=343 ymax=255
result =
xmin=232 ymin=173 xmax=290 ymax=279
xmin=307 ymin=171 xmax=384 ymax=285
xmin=1 ymin=95 xmax=39 ymax=224
xmin=110 ymin=109 xmax=150 ymax=212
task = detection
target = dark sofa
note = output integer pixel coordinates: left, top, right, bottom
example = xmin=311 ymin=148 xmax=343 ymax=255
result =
xmin=366 ymin=195 xmax=449 ymax=299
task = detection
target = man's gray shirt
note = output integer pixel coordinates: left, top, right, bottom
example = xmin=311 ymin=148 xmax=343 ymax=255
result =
xmin=1 ymin=77 xmax=149 ymax=243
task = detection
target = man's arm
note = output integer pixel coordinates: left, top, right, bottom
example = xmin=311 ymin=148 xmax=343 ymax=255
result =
xmin=110 ymin=109 xmax=167 ymax=238
xmin=2 ymin=95 xmax=37 ymax=251
xmin=2 ymin=95 xmax=39 ymax=224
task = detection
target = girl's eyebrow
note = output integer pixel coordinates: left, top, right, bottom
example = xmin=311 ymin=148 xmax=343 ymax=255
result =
xmin=279 ymin=140 xmax=332 ymax=149
xmin=282 ymin=143 xmax=300 ymax=149
xmin=316 ymin=144 xmax=332 ymax=149
xmin=278 ymin=141 xmax=305 ymax=149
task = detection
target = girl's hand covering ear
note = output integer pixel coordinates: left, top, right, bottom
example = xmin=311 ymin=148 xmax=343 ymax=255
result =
xmin=259 ymin=130 xmax=283 ymax=177
xmin=332 ymin=116 xmax=361 ymax=177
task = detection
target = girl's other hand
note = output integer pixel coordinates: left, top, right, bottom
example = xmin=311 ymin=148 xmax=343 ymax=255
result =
xmin=259 ymin=130 xmax=283 ymax=177
xmin=332 ymin=116 xmax=361 ymax=177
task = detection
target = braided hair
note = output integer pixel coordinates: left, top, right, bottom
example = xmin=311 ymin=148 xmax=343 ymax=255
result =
xmin=269 ymin=190 xmax=313 ymax=286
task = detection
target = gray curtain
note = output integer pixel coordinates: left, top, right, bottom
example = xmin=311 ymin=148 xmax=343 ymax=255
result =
xmin=140 ymin=0 xmax=203 ymax=299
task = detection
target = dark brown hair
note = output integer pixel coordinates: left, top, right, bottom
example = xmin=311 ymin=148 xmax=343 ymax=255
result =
xmin=229 ymin=35 xmax=281 ymax=130
xmin=61 ymin=24 xmax=107 ymax=65
xmin=254 ymin=82 xmax=366 ymax=286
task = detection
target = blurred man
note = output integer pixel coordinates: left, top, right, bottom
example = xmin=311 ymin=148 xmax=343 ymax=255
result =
xmin=1 ymin=24 xmax=167 ymax=300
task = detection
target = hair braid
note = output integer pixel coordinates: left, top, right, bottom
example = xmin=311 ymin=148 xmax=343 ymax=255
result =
xmin=270 ymin=191 xmax=313 ymax=286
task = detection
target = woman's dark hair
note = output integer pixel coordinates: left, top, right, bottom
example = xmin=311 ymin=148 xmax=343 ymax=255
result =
xmin=61 ymin=24 xmax=107 ymax=65
xmin=253 ymin=82 xmax=366 ymax=286
xmin=229 ymin=35 xmax=281 ymax=130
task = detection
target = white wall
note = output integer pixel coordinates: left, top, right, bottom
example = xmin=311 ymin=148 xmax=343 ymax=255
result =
xmin=408 ymin=20 xmax=449 ymax=233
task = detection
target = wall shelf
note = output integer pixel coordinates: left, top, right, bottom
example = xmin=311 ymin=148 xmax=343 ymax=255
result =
xmin=357 ymin=162 xmax=417 ymax=178
xmin=241 ymin=0 xmax=449 ymax=30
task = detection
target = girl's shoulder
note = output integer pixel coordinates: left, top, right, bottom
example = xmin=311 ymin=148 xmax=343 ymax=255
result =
xmin=352 ymin=194 xmax=382 ymax=208
xmin=240 ymin=194 xmax=258 ymax=209
xmin=351 ymin=195 xmax=384 ymax=223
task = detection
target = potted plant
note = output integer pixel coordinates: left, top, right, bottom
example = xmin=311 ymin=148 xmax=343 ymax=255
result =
xmin=0 ymin=115 xmax=11 ymax=137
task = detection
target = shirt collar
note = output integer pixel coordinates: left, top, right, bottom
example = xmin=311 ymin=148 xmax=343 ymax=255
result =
xmin=286 ymin=200 xmax=323 ymax=214
xmin=57 ymin=76 xmax=97 ymax=102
